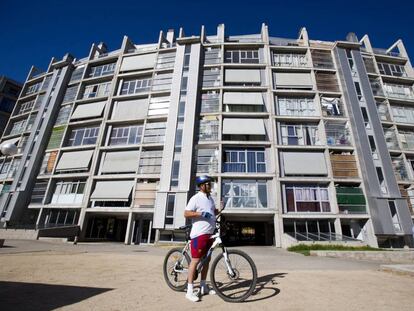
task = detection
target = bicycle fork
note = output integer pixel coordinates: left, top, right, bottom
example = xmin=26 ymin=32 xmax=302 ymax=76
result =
xmin=221 ymin=246 xmax=237 ymax=278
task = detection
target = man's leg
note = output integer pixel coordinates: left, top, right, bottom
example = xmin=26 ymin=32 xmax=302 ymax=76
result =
xmin=186 ymin=258 xmax=200 ymax=302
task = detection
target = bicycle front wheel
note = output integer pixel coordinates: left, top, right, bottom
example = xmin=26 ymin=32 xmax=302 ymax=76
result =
xmin=163 ymin=247 xmax=191 ymax=292
xmin=210 ymin=249 xmax=257 ymax=302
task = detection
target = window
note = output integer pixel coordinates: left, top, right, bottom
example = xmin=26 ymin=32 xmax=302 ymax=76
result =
xmin=165 ymin=194 xmax=175 ymax=225
xmin=223 ymin=149 xmax=266 ymax=173
xmin=202 ymin=68 xmax=221 ymax=88
xmin=384 ymin=127 xmax=399 ymax=150
xmin=55 ymin=105 xmax=72 ymax=126
xmin=108 ymin=125 xmax=143 ymax=146
xmin=377 ymin=101 xmax=391 ymax=121
xmin=196 ymin=148 xmax=219 ymax=174
xmin=152 ymin=72 xmax=173 ymax=92
xmin=156 ymin=52 xmax=176 ymax=69
xmin=138 ymin=149 xmax=163 ymax=174
xmin=198 ymin=117 xmax=219 ymax=141
xmin=388 ymin=200 xmax=402 ymax=232
xmin=143 ymin=121 xmax=166 ymax=144
xmin=398 ymin=130 xmax=414 ymax=150
xmin=277 ymin=97 xmax=318 ymax=116
xmin=336 ymin=187 xmax=366 ymax=214
xmin=363 ymin=57 xmax=377 ymax=74
xmin=280 ymin=123 xmax=320 ymax=145
xmin=69 ymin=65 xmax=85 ymax=82
xmin=44 ymin=209 xmax=78 ymax=227
xmin=25 ymin=113 xmax=37 ymax=131
xmin=82 ymin=82 xmax=112 ymax=99
xmin=383 ymin=82 xmax=414 ymax=100
xmin=9 ymin=119 xmax=27 ymax=135
xmin=370 ymin=78 xmax=384 ymax=96
xmin=30 ymin=180 xmax=48 ymax=204
xmin=0 ymin=158 xmax=20 ymax=179
xmin=120 ymin=77 xmax=152 ymax=95
xmin=273 ymin=52 xmax=308 ymax=67
xmin=377 ymin=62 xmax=407 ymax=77
xmin=89 ymin=62 xmax=116 ymax=78
xmin=47 ymin=126 xmax=66 ymax=149
xmin=325 ymin=122 xmax=351 ymax=146
xmin=62 ymin=84 xmax=79 ymax=103
xmin=225 ymin=50 xmax=259 ymax=64
xmin=201 ymin=91 xmax=219 ymax=113
xmin=17 ymin=100 xmax=35 ymax=115
xmin=25 ymin=81 xmax=42 ymax=96
xmin=39 ymin=151 xmax=58 ymax=175
xmin=66 ymin=126 xmax=100 ymax=146
xmin=223 ymin=180 xmax=267 ymax=208
xmin=284 ymin=184 xmax=330 ymax=213
xmin=376 ymin=167 xmax=387 ymax=194
xmin=391 ymin=156 xmax=408 ymax=181
xmin=283 ymin=219 xmax=335 ymax=241
xmin=51 ymin=180 xmax=85 ymax=204
xmin=204 ymin=47 xmax=221 ymax=64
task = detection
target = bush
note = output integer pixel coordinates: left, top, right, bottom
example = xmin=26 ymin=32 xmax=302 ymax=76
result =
xmin=287 ymin=244 xmax=381 ymax=256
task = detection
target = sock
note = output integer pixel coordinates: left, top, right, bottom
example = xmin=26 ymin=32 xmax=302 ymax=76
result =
xmin=187 ymin=283 xmax=194 ymax=294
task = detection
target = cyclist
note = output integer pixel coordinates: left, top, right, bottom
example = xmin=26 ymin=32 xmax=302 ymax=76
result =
xmin=184 ymin=175 xmax=219 ymax=302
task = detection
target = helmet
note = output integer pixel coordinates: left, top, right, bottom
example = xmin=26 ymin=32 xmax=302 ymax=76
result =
xmin=196 ymin=175 xmax=213 ymax=186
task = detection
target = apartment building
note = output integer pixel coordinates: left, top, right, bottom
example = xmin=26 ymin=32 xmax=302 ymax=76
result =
xmin=0 ymin=76 xmax=21 ymax=136
xmin=0 ymin=24 xmax=413 ymax=248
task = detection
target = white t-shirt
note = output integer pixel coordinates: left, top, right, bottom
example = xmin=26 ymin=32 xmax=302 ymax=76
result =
xmin=185 ymin=191 xmax=216 ymax=239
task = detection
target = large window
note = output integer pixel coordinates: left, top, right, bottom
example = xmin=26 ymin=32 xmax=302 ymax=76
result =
xmin=223 ymin=180 xmax=267 ymax=208
xmin=108 ymin=125 xmax=143 ymax=146
xmin=138 ymin=149 xmax=163 ymax=174
xmin=120 ymin=77 xmax=152 ymax=95
xmin=321 ymin=97 xmax=342 ymax=117
xmin=165 ymin=194 xmax=175 ymax=225
xmin=273 ymin=52 xmax=308 ymax=67
xmin=225 ymin=50 xmax=259 ymax=64
xmin=152 ymin=72 xmax=173 ymax=92
xmin=148 ymin=96 xmax=169 ymax=116
xmin=284 ymin=184 xmax=330 ymax=213
xmin=82 ymin=82 xmax=112 ymax=99
xmin=377 ymin=62 xmax=407 ymax=77
xmin=201 ymin=92 xmax=220 ymax=113
xmin=279 ymin=123 xmax=320 ymax=145
xmin=62 ymin=84 xmax=79 ymax=103
xmin=198 ymin=118 xmax=219 ymax=141
xmin=325 ymin=122 xmax=351 ymax=146
xmin=383 ymin=83 xmax=414 ymax=100
xmin=30 ymin=180 xmax=48 ymax=204
xmin=9 ymin=119 xmax=27 ymax=136
xmin=277 ymin=97 xmax=318 ymax=116
xmin=17 ymin=100 xmax=35 ymax=115
xmin=89 ymin=63 xmax=116 ymax=78
xmin=202 ymin=68 xmax=221 ymax=88
xmin=283 ymin=219 xmax=336 ymax=241
xmin=67 ymin=126 xmax=100 ymax=146
xmin=143 ymin=121 xmax=166 ymax=144
xmin=196 ymin=148 xmax=219 ymax=174
xmin=70 ymin=65 xmax=85 ymax=83
xmin=156 ymin=51 xmax=176 ymax=69
xmin=25 ymin=81 xmax=42 ymax=96
xmin=223 ymin=149 xmax=266 ymax=173
xmin=51 ymin=180 xmax=85 ymax=204
xmin=391 ymin=106 xmax=414 ymax=124
xmin=399 ymin=130 xmax=414 ymax=150
xmin=204 ymin=47 xmax=221 ymax=64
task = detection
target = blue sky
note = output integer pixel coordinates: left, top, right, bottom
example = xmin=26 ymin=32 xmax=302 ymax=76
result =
xmin=1 ymin=0 xmax=413 ymax=83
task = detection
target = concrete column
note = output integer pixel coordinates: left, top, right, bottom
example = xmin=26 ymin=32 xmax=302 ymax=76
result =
xmin=124 ymin=212 xmax=133 ymax=245
xmin=35 ymin=208 xmax=44 ymax=228
xmin=334 ymin=218 xmax=342 ymax=236
xmin=273 ymin=214 xmax=282 ymax=247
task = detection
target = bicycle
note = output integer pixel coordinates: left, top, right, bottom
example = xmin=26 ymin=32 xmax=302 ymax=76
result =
xmin=163 ymin=212 xmax=257 ymax=302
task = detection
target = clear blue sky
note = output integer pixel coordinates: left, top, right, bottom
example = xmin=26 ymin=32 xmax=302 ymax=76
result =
xmin=1 ymin=0 xmax=413 ymax=83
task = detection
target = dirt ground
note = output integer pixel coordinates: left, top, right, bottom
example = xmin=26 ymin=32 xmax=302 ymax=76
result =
xmin=0 ymin=240 xmax=413 ymax=311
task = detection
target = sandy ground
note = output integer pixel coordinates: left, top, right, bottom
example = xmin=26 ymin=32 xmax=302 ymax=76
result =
xmin=0 ymin=240 xmax=413 ymax=311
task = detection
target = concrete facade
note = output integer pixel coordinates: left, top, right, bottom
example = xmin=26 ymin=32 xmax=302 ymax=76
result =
xmin=0 ymin=24 xmax=413 ymax=248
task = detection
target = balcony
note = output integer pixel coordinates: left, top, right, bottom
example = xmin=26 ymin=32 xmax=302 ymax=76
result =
xmin=325 ymin=122 xmax=351 ymax=146
xmin=336 ymin=187 xmax=366 ymax=214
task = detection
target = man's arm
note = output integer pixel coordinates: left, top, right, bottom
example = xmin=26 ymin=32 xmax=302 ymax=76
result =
xmin=184 ymin=210 xmax=202 ymax=219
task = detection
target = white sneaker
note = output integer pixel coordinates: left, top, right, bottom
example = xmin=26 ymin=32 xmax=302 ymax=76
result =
xmin=185 ymin=291 xmax=200 ymax=302
xmin=200 ymin=286 xmax=216 ymax=296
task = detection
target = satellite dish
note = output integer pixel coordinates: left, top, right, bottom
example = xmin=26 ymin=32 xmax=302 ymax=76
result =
xmin=1 ymin=143 xmax=18 ymax=156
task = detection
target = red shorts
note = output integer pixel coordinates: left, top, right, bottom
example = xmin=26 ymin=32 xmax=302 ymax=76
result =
xmin=190 ymin=234 xmax=213 ymax=259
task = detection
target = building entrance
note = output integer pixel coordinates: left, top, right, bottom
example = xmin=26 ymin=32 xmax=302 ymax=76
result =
xmin=85 ymin=216 xmax=127 ymax=242
xmin=223 ymin=221 xmax=274 ymax=246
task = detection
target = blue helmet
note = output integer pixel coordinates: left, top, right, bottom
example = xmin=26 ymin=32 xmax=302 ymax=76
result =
xmin=196 ymin=175 xmax=213 ymax=186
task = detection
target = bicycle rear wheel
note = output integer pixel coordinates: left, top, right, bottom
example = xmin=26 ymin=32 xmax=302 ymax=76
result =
xmin=163 ymin=247 xmax=191 ymax=291
xmin=210 ymin=249 xmax=257 ymax=302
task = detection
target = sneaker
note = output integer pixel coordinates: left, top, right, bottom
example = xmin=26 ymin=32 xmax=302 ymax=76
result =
xmin=185 ymin=291 xmax=200 ymax=302
xmin=200 ymin=286 xmax=216 ymax=296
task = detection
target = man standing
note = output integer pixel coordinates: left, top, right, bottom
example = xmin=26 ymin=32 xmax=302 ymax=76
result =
xmin=184 ymin=175 xmax=218 ymax=302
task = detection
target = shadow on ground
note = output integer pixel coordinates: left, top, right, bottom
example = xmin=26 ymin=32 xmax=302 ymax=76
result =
xmin=245 ymin=272 xmax=285 ymax=302
xmin=0 ymin=281 xmax=113 ymax=311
